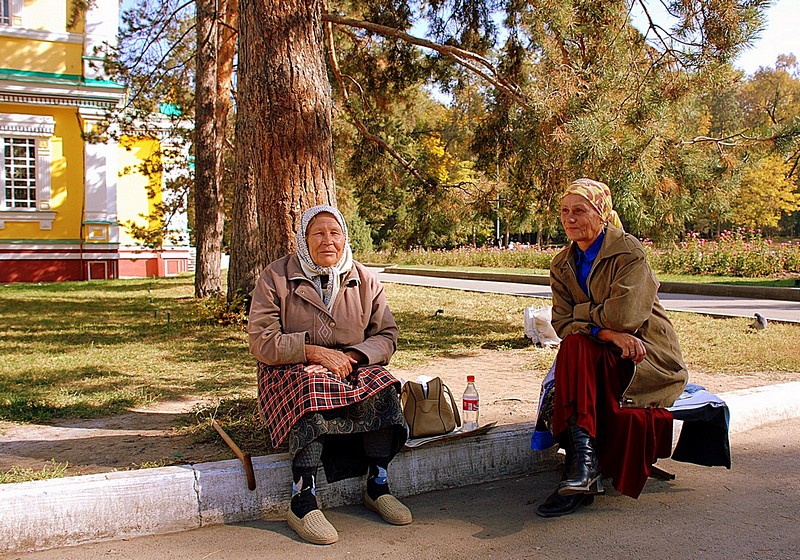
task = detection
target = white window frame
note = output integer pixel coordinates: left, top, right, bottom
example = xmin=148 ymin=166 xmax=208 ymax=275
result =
xmin=0 ymin=114 xmax=56 ymax=230
xmin=0 ymin=0 xmax=22 ymax=27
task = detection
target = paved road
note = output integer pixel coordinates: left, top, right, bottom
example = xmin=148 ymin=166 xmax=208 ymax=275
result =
xmin=5 ymin=417 xmax=798 ymax=560
xmin=378 ymin=272 xmax=800 ymax=324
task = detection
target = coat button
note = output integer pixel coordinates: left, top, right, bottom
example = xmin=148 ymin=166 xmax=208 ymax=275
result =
xmin=329 ymin=321 xmax=336 ymax=328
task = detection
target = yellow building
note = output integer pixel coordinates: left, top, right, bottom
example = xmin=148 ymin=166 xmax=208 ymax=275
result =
xmin=0 ymin=0 xmax=190 ymax=282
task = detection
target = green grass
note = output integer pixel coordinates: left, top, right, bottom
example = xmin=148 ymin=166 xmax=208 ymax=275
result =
xmin=0 ymin=460 xmax=69 ymax=484
xmin=2 ymin=275 xmax=799 ymax=425
xmin=0 ymin=276 xmax=254 ymax=423
xmin=2 ymin=274 xmax=799 ymax=479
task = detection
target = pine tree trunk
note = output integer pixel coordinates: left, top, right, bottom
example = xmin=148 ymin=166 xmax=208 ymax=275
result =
xmin=234 ymin=0 xmax=336 ymax=277
xmin=194 ymin=0 xmax=232 ymax=297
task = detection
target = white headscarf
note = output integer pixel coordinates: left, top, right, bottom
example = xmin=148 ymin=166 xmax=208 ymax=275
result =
xmin=295 ymin=205 xmax=354 ymax=310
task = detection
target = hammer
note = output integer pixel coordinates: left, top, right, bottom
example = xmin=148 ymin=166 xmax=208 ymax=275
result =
xmin=211 ymin=418 xmax=256 ymax=491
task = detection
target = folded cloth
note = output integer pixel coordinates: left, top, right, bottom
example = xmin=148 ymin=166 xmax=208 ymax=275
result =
xmin=668 ymin=383 xmax=731 ymax=468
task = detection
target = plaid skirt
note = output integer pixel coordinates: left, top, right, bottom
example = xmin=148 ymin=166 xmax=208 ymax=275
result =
xmin=257 ymin=362 xmax=403 ymax=449
xmin=257 ymin=362 xmax=407 ymax=482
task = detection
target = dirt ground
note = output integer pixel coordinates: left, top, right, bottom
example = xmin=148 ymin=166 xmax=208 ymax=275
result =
xmin=1 ymin=348 xmax=798 ymax=479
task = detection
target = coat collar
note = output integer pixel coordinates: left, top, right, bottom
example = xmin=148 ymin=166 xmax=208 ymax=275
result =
xmin=555 ymin=225 xmax=630 ymax=274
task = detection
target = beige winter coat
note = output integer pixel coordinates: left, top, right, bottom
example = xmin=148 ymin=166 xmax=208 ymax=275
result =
xmin=550 ymin=226 xmax=688 ymax=408
xmin=248 ymin=254 xmax=398 ymax=366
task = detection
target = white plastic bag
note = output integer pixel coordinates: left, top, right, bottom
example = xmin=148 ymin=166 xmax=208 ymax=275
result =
xmin=524 ymin=305 xmax=561 ymax=347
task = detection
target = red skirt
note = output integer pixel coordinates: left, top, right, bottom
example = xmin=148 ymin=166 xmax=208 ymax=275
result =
xmin=553 ymin=334 xmax=674 ymax=498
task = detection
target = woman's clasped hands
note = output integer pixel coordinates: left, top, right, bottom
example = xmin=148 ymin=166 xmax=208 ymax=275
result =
xmin=304 ymin=344 xmax=361 ymax=378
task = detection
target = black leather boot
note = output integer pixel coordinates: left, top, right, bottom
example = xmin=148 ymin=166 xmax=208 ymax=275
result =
xmin=557 ymin=422 xmax=601 ymax=495
xmin=537 ymin=490 xmax=594 ymax=517
xmin=537 ymin=446 xmax=596 ymax=517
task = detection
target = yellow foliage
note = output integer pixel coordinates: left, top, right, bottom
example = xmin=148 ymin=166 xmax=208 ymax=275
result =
xmin=420 ymin=133 xmax=451 ymax=183
xmin=733 ymin=154 xmax=800 ymax=228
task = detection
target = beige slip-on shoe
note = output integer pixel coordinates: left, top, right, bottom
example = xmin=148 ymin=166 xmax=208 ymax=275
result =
xmin=287 ymin=508 xmax=339 ymax=545
xmin=364 ymin=493 xmax=413 ymax=525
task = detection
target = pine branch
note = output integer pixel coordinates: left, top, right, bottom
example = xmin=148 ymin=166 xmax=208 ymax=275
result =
xmin=322 ymin=12 xmax=529 ymax=109
xmin=323 ymin=16 xmax=435 ymax=188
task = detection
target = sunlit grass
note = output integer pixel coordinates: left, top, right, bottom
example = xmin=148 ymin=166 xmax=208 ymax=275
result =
xmin=2 ymin=275 xmax=799 ymax=477
xmin=2 ymin=276 xmax=798 ymax=427
xmin=0 ymin=276 xmax=254 ymax=422
xmin=0 ymin=460 xmax=69 ymax=484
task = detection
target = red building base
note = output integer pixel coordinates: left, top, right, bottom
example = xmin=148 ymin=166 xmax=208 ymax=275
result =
xmin=0 ymin=246 xmax=190 ymax=283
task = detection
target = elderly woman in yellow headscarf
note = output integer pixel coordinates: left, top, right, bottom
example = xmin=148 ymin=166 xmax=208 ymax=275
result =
xmin=538 ymin=178 xmax=688 ymax=518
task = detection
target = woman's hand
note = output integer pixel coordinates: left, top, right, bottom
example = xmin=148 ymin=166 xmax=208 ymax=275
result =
xmin=304 ymin=344 xmax=358 ymax=378
xmin=596 ymin=329 xmax=647 ymax=363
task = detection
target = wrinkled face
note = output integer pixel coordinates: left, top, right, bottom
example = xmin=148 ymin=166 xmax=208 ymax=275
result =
xmin=560 ymin=194 xmax=605 ymax=250
xmin=306 ymin=213 xmax=345 ymax=267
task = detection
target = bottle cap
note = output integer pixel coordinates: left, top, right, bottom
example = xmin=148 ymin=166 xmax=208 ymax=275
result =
xmin=467 ymin=375 xmax=475 ymax=382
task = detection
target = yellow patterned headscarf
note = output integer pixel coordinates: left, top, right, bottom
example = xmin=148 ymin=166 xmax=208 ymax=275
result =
xmin=563 ymin=178 xmax=623 ymax=230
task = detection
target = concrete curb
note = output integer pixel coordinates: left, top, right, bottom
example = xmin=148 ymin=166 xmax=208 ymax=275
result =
xmin=0 ymin=423 xmax=558 ymax=553
xmin=2 ymin=381 xmax=800 ymax=553
xmin=373 ymin=266 xmax=800 ymax=302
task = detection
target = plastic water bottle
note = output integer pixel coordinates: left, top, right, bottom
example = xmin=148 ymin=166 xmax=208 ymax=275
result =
xmin=462 ymin=375 xmax=479 ymax=431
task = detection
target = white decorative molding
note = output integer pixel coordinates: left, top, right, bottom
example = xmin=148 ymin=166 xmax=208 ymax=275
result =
xmin=0 ymin=0 xmax=24 ymax=28
xmin=1 ymin=113 xmax=55 ymax=211
xmin=0 ymin=242 xmax=82 ymax=250
xmin=0 ymin=91 xmax=120 ymax=110
xmin=0 ymin=251 xmax=119 ymax=260
xmin=82 ymin=0 xmax=119 ymax=81
xmin=0 ymin=26 xmax=83 ymax=44
xmin=82 ymin=129 xmax=118 ymax=226
xmin=0 ymin=114 xmax=56 ymax=137
xmin=0 ymin=211 xmax=56 ymax=230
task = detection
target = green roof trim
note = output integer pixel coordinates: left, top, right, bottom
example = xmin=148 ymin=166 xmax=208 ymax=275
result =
xmin=0 ymin=68 xmax=125 ymax=90
xmin=159 ymin=102 xmax=182 ymax=116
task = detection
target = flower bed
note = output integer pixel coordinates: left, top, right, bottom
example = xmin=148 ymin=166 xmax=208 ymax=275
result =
xmin=358 ymin=229 xmax=800 ymax=278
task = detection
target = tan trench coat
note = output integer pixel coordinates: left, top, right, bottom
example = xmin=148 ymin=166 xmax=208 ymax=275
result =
xmin=248 ymin=254 xmax=398 ymax=366
xmin=549 ymin=226 xmax=688 ymax=408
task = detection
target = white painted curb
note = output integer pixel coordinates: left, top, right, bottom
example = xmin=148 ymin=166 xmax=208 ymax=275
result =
xmin=723 ymin=381 xmax=800 ymax=434
xmin=0 ymin=423 xmax=558 ymax=553
xmin=2 ymin=382 xmax=798 ymax=553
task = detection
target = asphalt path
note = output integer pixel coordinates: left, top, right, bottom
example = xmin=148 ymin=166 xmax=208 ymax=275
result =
xmin=6 ymin=417 xmax=798 ymax=560
xmin=378 ymin=272 xmax=800 ymax=324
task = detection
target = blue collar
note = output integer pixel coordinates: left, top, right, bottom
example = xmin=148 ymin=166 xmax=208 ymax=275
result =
xmin=574 ymin=231 xmax=605 ymax=295
xmin=576 ymin=231 xmax=605 ymax=262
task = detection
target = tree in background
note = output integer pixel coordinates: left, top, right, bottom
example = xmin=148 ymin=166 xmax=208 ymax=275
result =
xmin=194 ymin=0 xmax=237 ymax=297
xmin=733 ymin=154 xmax=800 ymax=230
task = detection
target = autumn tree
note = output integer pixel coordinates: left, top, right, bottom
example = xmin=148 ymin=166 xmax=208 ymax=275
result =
xmin=733 ymin=153 xmax=800 ymax=229
xmin=694 ymin=54 xmax=800 ymax=234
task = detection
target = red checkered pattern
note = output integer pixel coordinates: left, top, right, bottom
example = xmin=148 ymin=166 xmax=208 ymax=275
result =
xmin=257 ymin=362 xmax=400 ymax=448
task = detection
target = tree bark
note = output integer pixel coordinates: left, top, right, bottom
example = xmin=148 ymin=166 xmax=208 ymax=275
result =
xmin=194 ymin=0 xmax=235 ymax=298
xmin=234 ymin=0 xmax=336 ymax=278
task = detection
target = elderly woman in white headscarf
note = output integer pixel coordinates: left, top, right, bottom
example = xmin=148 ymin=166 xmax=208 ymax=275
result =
xmin=248 ymin=205 xmax=410 ymax=545
xmin=537 ymin=179 xmax=688 ymax=518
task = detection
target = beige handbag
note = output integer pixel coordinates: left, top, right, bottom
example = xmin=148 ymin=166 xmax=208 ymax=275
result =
xmin=401 ymin=377 xmax=461 ymax=438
